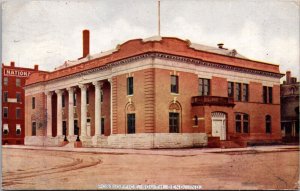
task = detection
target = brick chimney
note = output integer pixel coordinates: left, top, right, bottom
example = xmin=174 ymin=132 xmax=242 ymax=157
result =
xmin=10 ymin=61 xmax=15 ymax=67
xmin=286 ymin=71 xmax=291 ymax=84
xmin=82 ymin=29 xmax=90 ymax=58
xmin=34 ymin=64 xmax=39 ymax=71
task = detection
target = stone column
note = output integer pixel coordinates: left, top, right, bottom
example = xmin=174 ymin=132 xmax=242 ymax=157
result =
xmin=67 ymin=87 xmax=74 ymax=136
xmin=93 ymin=81 xmax=103 ymax=136
xmin=45 ymin=91 xmax=53 ymax=136
xmin=79 ymin=84 xmax=87 ymax=136
xmin=108 ymin=78 xmax=113 ymax=135
xmin=55 ymin=89 xmax=63 ymax=136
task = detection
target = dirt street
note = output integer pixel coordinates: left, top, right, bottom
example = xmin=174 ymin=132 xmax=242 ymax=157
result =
xmin=2 ymin=146 xmax=299 ymax=190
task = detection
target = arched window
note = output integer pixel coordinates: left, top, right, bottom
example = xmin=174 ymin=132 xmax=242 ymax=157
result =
xmin=126 ymin=103 xmax=135 ymax=134
xmin=169 ymin=101 xmax=181 ymax=133
xmin=266 ymin=115 xmax=272 ymax=134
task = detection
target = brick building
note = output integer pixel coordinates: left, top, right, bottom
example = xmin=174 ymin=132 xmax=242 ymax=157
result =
xmin=24 ymin=30 xmax=283 ymax=148
xmin=281 ymin=71 xmax=299 ymax=142
xmin=2 ymin=62 xmax=40 ymax=145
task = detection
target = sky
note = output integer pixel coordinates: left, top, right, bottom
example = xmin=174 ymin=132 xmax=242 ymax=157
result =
xmin=2 ymin=0 xmax=300 ymax=80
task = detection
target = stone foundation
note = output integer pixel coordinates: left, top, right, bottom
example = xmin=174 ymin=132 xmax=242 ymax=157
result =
xmin=25 ymin=136 xmax=65 ymax=147
xmin=25 ymin=133 xmax=207 ymax=149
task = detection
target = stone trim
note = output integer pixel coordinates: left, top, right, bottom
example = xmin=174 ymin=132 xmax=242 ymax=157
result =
xmin=26 ymin=52 xmax=282 ymax=87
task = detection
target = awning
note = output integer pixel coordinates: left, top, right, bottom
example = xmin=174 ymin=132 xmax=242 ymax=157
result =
xmin=3 ymin=124 xmax=9 ymax=132
xmin=16 ymin=124 xmax=21 ymax=130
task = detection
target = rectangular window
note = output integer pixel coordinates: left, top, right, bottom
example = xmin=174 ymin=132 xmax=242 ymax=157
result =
xmin=16 ymin=92 xmax=21 ymax=102
xmin=3 ymin=107 xmax=8 ymax=118
xmin=171 ymin=75 xmax=179 ymax=94
xmin=127 ymin=113 xmax=135 ymax=134
xmin=16 ymin=78 xmax=21 ymax=87
xmin=263 ymin=86 xmax=268 ymax=103
xmin=235 ymin=114 xmax=241 ymax=133
xmin=16 ymin=108 xmax=21 ymax=119
xmin=169 ymin=112 xmax=179 ymax=133
xmin=268 ymin=87 xmax=273 ymax=104
xmin=73 ymin=93 xmax=77 ymax=106
xmin=101 ymin=117 xmax=105 ymax=135
xmin=235 ymin=83 xmax=242 ymax=101
xmin=86 ymin=90 xmax=89 ymax=104
xmin=32 ymin=97 xmax=35 ymax=109
xmin=3 ymin=91 xmax=8 ymax=102
xmin=4 ymin=77 xmax=8 ymax=86
xmin=243 ymin=114 xmax=249 ymax=133
xmin=62 ymin=94 xmax=65 ymax=108
xmin=32 ymin=122 xmax=36 ymax=136
xmin=199 ymin=78 xmax=210 ymax=96
xmin=263 ymin=86 xmax=273 ymax=104
xmin=236 ymin=113 xmax=249 ymax=133
xmin=242 ymin=84 xmax=249 ymax=102
xmin=127 ymin=77 xmax=134 ymax=95
xmin=101 ymin=91 xmax=104 ymax=102
xmin=228 ymin=82 xmax=234 ymax=97
xmin=266 ymin=115 xmax=272 ymax=133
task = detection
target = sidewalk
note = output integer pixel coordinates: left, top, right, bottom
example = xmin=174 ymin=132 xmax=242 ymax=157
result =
xmin=2 ymin=144 xmax=299 ymax=156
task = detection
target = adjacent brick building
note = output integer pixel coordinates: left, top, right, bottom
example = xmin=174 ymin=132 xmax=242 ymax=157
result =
xmin=2 ymin=62 xmax=40 ymax=144
xmin=281 ymin=71 xmax=299 ymax=142
xmin=24 ymin=30 xmax=283 ymax=148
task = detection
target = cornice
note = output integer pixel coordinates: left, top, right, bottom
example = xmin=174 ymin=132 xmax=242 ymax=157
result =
xmin=27 ymin=52 xmax=283 ymax=87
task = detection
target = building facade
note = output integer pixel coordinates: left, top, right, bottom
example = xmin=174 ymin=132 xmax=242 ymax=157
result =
xmin=281 ymin=71 xmax=299 ymax=142
xmin=24 ymin=30 xmax=283 ymax=148
xmin=2 ymin=62 xmax=40 ymax=145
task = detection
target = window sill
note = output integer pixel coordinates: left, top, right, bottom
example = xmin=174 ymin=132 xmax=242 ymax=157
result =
xmin=171 ymin=93 xmax=179 ymax=96
xmin=127 ymin=95 xmax=133 ymax=97
xmin=192 ymin=125 xmax=198 ymax=128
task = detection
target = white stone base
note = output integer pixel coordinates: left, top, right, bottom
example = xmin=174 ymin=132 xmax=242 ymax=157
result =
xmin=92 ymin=135 xmax=108 ymax=147
xmin=107 ymin=133 xmax=207 ymax=149
xmin=25 ymin=133 xmax=207 ymax=149
xmin=25 ymin=136 xmax=65 ymax=147
xmin=80 ymin=136 xmax=93 ymax=147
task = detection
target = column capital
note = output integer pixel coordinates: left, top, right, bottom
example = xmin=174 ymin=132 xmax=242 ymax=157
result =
xmin=108 ymin=78 xmax=112 ymax=83
xmin=67 ymin=87 xmax=75 ymax=93
xmin=92 ymin=81 xmax=103 ymax=88
xmin=55 ymin=89 xmax=63 ymax=95
xmin=79 ymin=84 xmax=88 ymax=90
xmin=45 ymin=91 xmax=53 ymax=96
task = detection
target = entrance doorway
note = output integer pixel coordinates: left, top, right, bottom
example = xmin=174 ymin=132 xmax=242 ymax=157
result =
xmin=74 ymin=120 xmax=79 ymax=135
xmin=211 ymin=112 xmax=226 ymax=140
xmin=63 ymin=121 xmax=67 ymax=136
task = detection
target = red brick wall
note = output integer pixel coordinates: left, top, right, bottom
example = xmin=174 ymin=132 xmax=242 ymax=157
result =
xmin=25 ymin=92 xmax=46 ymax=136
xmin=154 ymin=68 xmax=198 ymax=133
xmin=114 ymin=71 xmax=148 ymax=134
xmin=211 ymin=76 xmax=228 ymax=97
xmin=249 ymin=82 xmax=262 ymax=102
xmin=2 ymin=64 xmax=40 ymax=144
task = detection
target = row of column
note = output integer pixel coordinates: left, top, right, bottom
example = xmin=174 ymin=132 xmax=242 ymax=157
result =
xmin=45 ymin=80 xmax=108 ymax=137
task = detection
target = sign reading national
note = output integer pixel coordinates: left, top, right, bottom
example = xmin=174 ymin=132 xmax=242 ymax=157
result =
xmin=4 ymin=69 xmax=32 ymax=77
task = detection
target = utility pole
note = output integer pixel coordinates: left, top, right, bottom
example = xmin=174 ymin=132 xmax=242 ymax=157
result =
xmin=158 ymin=0 xmax=161 ymax=36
